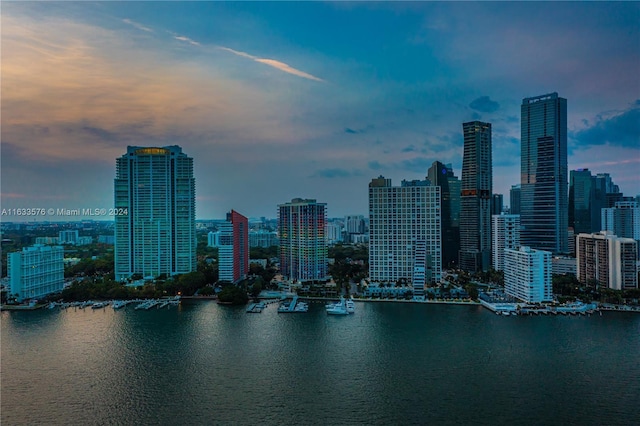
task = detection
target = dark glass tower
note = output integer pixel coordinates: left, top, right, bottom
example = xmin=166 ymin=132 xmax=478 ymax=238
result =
xmin=521 ymin=93 xmax=568 ymax=254
xmin=569 ymin=169 xmax=597 ymax=234
xmin=428 ymin=161 xmax=461 ymax=269
xmin=459 ymin=121 xmax=492 ymax=272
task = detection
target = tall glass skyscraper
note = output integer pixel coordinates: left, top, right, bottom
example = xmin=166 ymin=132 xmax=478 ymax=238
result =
xmin=427 ymin=161 xmax=460 ymax=269
xmin=114 ymin=146 xmax=196 ymax=281
xmin=459 ymin=121 xmax=492 ymax=272
xmin=521 ymin=93 xmax=568 ymax=254
xmin=278 ymin=198 xmax=328 ymax=282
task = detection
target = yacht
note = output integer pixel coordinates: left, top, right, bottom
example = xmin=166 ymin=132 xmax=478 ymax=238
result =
xmin=326 ymin=298 xmax=349 ymax=315
xmin=345 ymin=298 xmax=356 ymax=314
xmin=91 ymin=302 xmax=106 ymax=309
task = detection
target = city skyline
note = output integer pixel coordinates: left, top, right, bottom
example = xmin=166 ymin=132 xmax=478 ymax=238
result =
xmin=2 ymin=2 xmax=639 ymax=220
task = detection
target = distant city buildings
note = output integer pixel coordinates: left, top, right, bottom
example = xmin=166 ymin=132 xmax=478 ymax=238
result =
xmin=98 ymin=235 xmax=115 ymax=245
xmin=427 ymin=161 xmax=461 ymax=269
xmin=552 ymin=256 xmax=577 ymax=276
xmin=520 ymin=92 xmax=568 ymax=254
xmin=492 ymin=213 xmax=520 ymax=271
xmin=278 ymin=198 xmax=328 ymax=282
xmin=368 ymin=176 xmax=441 ymax=286
xmin=569 ymin=169 xmax=599 ymax=234
xmin=491 ymin=194 xmax=504 ymax=216
xmin=459 ymin=121 xmax=492 ymax=272
xmin=218 ymin=210 xmax=249 ymax=283
xmin=504 ymin=246 xmax=553 ymax=303
xmin=8 ymin=245 xmax=64 ymax=302
xmin=58 ymin=230 xmax=79 ymax=245
xmin=248 ymin=230 xmax=279 ymax=248
xmin=114 ymin=146 xmax=196 ymax=281
xmin=576 ymin=231 xmax=638 ymax=290
xmin=325 ymin=222 xmax=343 ymax=245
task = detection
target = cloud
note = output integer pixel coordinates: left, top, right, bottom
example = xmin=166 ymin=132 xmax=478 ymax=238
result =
xmin=402 ymin=145 xmax=416 ymax=153
xmin=399 ymin=157 xmax=432 ymax=173
xmin=311 ymin=168 xmax=356 ymax=178
xmin=218 ymin=46 xmax=323 ymax=82
xmin=368 ymin=161 xmax=384 ymax=170
xmin=173 ymin=34 xmax=200 ymax=46
xmin=572 ymin=102 xmax=640 ymax=149
xmin=469 ymin=96 xmax=500 ymax=113
xmin=344 ymin=128 xmax=358 ymax=134
xmin=122 ymin=18 xmax=153 ymax=33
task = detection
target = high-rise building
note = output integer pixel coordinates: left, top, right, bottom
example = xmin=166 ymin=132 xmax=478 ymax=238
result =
xmin=576 ymin=231 xmax=637 ymax=290
xmin=8 ymin=245 xmax=64 ymax=302
xmin=492 ymin=213 xmax=521 ymax=271
xmin=504 ymin=246 xmax=552 ymax=303
xmin=459 ymin=121 xmax=492 ymax=272
xmin=602 ymin=201 xmax=640 ymax=259
xmin=569 ymin=169 xmax=599 ymax=234
xmin=344 ymin=215 xmax=366 ymax=234
xmin=427 ymin=161 xmax=461 ymax=269
xmin=520 ymin=92 xmax=568 ymax=254
xmin=58 ymin=230 xmax=79 ymax=245
xmin=218 ymin=210 xmax=249 ymax=283
xmin=510 ymin=184 xmax=521 ymax=215
xmin=369 ymin=176 xmax=441 ymax=285
xmin=278 ymin=198 xmax=328 ymax=282
xmin=325 ymin=222 xmax=343 ymax=245
xmin=114 ymin=146 xmax=196 ymax=281
xmin=491 ymin=194 xmax=504 ymax=216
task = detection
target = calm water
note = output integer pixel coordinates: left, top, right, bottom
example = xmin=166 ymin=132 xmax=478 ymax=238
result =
xmin=2 ymin=301 xmax=639 ymax=425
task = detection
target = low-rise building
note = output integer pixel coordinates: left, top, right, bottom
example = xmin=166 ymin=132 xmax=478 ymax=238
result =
xmin=8 ymin=245 xmax=64 ymax=302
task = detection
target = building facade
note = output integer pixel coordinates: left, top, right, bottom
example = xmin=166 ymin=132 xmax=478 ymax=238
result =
xmin=569 ymin=169 xmax=598 ymax=234
xmin=521 ymin=93 xmax=568 ymax=254
xmin=248 ymin=230 xmax=279 ymax=248
xmin=8 ymin=245 xmax=64 ymax=302
xmin=576 ymin=231 xmax=638 ymax=290
xmin=504 ymin=246 xmax=552 ymax=303
xmin=218 ymin=210 xmax=249 ymax=283
xmin=58 ymin=230 xmax=79 ymax=245
xmin=114 ymin=146 xmax=196 ymax=281
xmin=427 ymin=161 xmax=461 ymax=269
xmin=492 ymin=213 xmax=521 ymax=271
xmin=602 ymin=201 xmax=640 ymax=259
xmin=278 ymin=198 xmax=328 ymax=282
xmin=369 ymin=176 xmax=441 ymax=285
xmin=509 ymin=184 xmax=521 ymax=215
xmin=459 ymin=121 xmax=492 ymax=272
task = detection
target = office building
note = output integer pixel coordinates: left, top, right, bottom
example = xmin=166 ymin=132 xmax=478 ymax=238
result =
xmin=569 ymin=169 xmax=598 ymax=234
xmin=576 ymin=231 xmax=637 ymax=290
xmin=520 ymin=92 xmax=568 ymax=254
xmin=510 ymin=184 xmax=521 ymax=215
xmin=369 ymin=176 xmax=441 ymax=285
xmin=459 ymin=121 xmax=492 ymax=272
xmin=602 ymin=201 xmax=640 ymax=259
xmin=504 ymin=246 xmax=553 ymax=303
xmin=492 ymin=213 xmax=520 ymax=271
xmin=491 ymin=194 xmax=504 ymax=216
xmin=114 ymin=146 xmax=196 ymax=281
xmin=427 ymin=161 xmax=461 ymax=269
xmin=8 ymin=245 xmax=64 ymax=302
xmin=552 ymin=256 xmax=577 ymax=276
xmin=278 ymin=198 xmax=328 ymax=282
xmin=218 ymin=210 xmax=249 ymax=283
xmin=208 ymin=231 xmax=221 ymax=248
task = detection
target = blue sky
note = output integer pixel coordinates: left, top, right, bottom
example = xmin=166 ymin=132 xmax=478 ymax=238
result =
xmin=2 ymin=1 xmax=639 ymax=220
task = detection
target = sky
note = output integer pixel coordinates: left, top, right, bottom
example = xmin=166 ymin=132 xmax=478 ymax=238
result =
xmin=2 ymin=1 xmax=639 ymax=220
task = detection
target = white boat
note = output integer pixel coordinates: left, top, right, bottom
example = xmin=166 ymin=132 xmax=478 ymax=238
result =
xmin=91 ymin=302 xmax=106 ymax=309
xmin=112 ymin=300 xmax=126 ymax=309
xmin=326 ymin=298 xmax=349 ymax=315
xmin=346 ymin=298 xmax=355 ymax=314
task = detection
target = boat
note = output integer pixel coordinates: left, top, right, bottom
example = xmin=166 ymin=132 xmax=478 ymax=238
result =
xmin=346 ymin=298 xmax=356 ymax=314
xmin=112 ymin=300 xmax=126 ymax=309
xmin=91 ymin=302 xmax=106 ymax=309
xmin=326 ymin=297 xmax=349 ymax=315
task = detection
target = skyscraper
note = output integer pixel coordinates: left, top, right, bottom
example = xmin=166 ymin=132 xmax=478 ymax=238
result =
xmin=509 ymin=184 xmax=521 ymax=215
xmin=520 ymin=92 xmax=568 ymax=254
xmin=491 ymin=194 xmax=504 ymax=216
xmin=369 ymin=177 xmax=442 ymax=285
xmin=602 ymin=201 xmax=640 ymax=259
xmin=569 ymin=169 xmax=598 ymax=234
xmin=576 ymin=231 xmax=637 ymax=290
xmin=459 ymin=121 xmax=492 ymax=272
xmin=427 ymin=161 xmax=461 ymax=269
xmin=114 ymin=146 xmax=196 ymax=281
xmin=218 ymin=210 xmax=249 ymax=283
xmin=278 ymin=198 xmax=328 ymax=282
